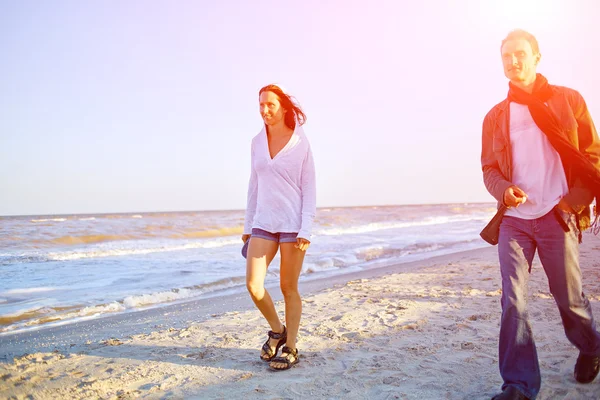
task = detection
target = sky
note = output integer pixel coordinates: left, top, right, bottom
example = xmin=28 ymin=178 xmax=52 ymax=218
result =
xmin=1 ymin=0 xmax=599 ymax=216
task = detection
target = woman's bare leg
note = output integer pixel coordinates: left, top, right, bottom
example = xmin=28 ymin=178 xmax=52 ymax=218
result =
xmin=245 ymin=237 xmax=284 ymax=358
xmin=270 ymin=242 xmax=305 ymax=369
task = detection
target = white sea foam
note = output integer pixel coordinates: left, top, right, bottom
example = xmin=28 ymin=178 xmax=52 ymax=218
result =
xmin=77 ymin=302 xmax=126 ymax=316
xmin=2 ymin=287 xmax=59 ymax=295
xmin=31 ymin=218 xmax=67 ymax=222
xmin=123 ymin=288 xmax=196 ymax=308
xmin=303 ymin=253 xmax=360 ymax=273
xmin=0 ymin=302 xmax=127 ymax=334
xmin=0 ymin=278 xmax=247 ymax=334
xmin=315 ymin=215 xmax=488 ymax=236
xmin=47 ymin=238 xmax=240 ymax=261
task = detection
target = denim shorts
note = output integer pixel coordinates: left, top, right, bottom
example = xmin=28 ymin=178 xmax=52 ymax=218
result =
xmin=251 ymin=228 xmax=298 ymax=243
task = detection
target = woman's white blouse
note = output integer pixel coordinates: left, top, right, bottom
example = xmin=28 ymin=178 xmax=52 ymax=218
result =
xmin=243 ymin=126 xmax=316 ymax=240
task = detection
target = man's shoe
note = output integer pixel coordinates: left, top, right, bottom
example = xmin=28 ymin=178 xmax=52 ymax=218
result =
xmin=491 ymin=386 xmax=530 ymax=400
xmin=574 ymin=352 xmax=600 ymax=384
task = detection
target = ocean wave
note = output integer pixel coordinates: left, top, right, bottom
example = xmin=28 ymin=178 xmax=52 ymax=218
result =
xmin=0 ymin=254 xmax=50 ymax=266
xmin=0 ymin=276 xmax=246 ymax=334
xmin=48 ymin=238 xmax=240 ymax=261
xmin=0 ymin=303 xmax=125 ymax=333
xmin=51 ymin=234 xmax=137 ymax=245
xmin=31 ymin=218 xmax=67 ymax=223
xmin=122 ymin=277 xmax=244 ymax=308
xmin=357 ymin=243 xmax=445 ymax=261
xmin=2 ymin=287 xmax=60 ymax=295
xmin=171 ymin=227 xmax=244 ymax=239
xmin=303 ymin=253 xmax=360 ymax=273
xmin=0 ymin=304 xmax=81 ymax=325
xmin=302 ymin=240 xmax=475 ymax=274
xmin=29 ymin=225 xmax=245 ymax=248
xmin=1 ymin=237 xmax=241 ymax=265
xmin=315 ymin=215 xmax=489 ymax=236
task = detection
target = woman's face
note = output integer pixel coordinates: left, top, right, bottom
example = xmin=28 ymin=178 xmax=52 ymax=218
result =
xmin=259 ymin=91 xmax=286 ymax=126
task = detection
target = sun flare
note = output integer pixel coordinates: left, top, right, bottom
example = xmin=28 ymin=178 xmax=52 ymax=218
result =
xmin=482 ymin=0 xmax=568 ymax=33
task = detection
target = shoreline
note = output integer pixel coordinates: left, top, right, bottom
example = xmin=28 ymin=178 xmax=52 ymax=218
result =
xmin=0 ymin=245 xmax=493 ymax=361
xmin=1 ymin=233 xmax=599 ymax=399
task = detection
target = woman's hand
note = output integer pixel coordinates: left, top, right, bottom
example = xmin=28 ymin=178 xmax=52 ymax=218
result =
xmin=295 ymin=237 xmax=311 ymax=251
xmin=242 ymin=234 xmax=251 ymax=243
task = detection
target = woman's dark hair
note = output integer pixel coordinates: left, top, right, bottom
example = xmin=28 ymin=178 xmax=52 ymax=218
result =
xmin=259 ymin=84 xmax=306 ymax=130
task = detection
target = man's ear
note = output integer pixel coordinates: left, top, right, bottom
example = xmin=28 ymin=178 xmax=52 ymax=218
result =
xmin=534 ymin=52 xmax=542 ymax=65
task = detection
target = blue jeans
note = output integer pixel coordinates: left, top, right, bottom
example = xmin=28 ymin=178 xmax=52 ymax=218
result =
xmin=498 ymin=209 xmax=600 ymax=399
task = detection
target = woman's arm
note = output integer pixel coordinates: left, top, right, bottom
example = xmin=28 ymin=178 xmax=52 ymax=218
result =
xmin=297 ymin=144 xmax=316 ymax=241
xmin=243 ymin=144 xmax=258 ymax=236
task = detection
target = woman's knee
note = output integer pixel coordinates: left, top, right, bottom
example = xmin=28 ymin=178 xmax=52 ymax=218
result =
xmin=280 ymin=281 xmax=299 ymax=298
xmin=246 ymin=280 xmax=265 ymax=299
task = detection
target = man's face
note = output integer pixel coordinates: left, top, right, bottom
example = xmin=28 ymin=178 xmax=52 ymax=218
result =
xmin=501 ymin=38 xmax=540 ymax=84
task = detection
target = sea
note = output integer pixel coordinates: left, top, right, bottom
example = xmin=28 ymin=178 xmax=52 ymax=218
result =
xmin=0 ymin=203 xmax=496 ymax=335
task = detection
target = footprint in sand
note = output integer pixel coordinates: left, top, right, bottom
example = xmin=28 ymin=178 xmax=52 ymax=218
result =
xmin=1 ymin=373 xmax=14 ymax=382
xmin=77 ymin=379 xmax=98 ymax=388
xmin=468 ymin=314 xmax=492 ymax=321
xmin=237 ymin=372 xmax=253 ymax=381
xmin=101 ymin=338 xmax=123 ymax=346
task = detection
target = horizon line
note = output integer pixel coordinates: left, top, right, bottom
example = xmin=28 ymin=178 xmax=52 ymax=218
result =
xmin=0 ymin=201 xmax=497 ymax=218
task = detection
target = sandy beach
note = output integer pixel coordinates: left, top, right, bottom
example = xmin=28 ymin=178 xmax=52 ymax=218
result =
xmin=1 ymin=233 xmax=599 ymax=399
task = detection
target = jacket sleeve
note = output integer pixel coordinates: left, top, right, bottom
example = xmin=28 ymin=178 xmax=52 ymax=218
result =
xmin=481 ymin=112 xmax=513 ymax=204
xmin=562 ymin=90 xmax=600 ymax=213
xmin=243 ymin=142 xmax=258 ymax=235
xmin=297 ymin=143 xmax=316 ymax=240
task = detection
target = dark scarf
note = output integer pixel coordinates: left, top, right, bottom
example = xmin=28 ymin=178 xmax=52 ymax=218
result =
xmin=507 ymin=73 xmax=600 ymax=201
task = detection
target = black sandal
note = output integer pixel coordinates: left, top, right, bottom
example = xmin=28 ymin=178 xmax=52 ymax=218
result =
xmin=269 ymin=346 xmax=299 ymax=370
xmin=260 ymin=325 xmax=287 ymax=361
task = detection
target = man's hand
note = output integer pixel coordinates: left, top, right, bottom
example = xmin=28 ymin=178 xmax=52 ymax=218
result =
xmin=557 ymin=198 xmax=575 ymax=214
xmin=242 ymin=234 xmax=251 ymax=243
xmin=295 ymin=237 xmax=310 ymax=251
xmin=503 ymin=186 xmax=528 ymax=208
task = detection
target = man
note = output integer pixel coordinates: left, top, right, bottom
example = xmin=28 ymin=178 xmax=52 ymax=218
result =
xmin=481 ymin=29 xmax=600 ymax=400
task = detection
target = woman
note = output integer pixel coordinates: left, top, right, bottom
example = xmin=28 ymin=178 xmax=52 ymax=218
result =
xmin=243 ymin=84 xmax=316 ymax=371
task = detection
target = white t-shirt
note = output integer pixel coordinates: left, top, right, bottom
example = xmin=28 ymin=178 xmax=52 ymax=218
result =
xmin=243 ymin=126 xmax=316 ymax=239
xmin=505 ymin=102 xmax=568 ymax=219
